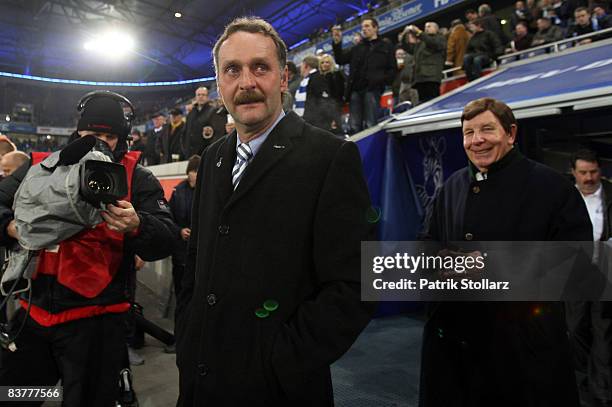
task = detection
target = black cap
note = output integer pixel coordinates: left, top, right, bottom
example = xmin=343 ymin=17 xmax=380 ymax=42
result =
xmin=77 ymin=96 xmax=127 ymax=137
xmin=170 ymin=108 xmax=183 ymax=116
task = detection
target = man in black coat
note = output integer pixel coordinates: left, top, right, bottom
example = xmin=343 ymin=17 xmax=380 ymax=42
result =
xmin=332 ymin=17 xmax=396 ymax=133
xmin=175 ymin=17 xmax=375 ymax=407
xmin=143 ymin=112 xmax=167 ymax=166
xmin=421 ymin=97 xmax=592 ymax=407
xmin=566 ymin=148 xmax=612 ymax=406
xmin=157 ymin=108 xmax=186 ymax=164
xmin=463 ymin=19 xmax=504 ymax=81
xmin=184 ymin=86 xmax=226 ymax=157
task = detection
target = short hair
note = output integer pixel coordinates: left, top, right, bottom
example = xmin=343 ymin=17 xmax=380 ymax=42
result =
xmin=196 ymin=86 xmax=209 ymax=94
xmin=451 ymin=19 xmax=464 ymax=27
xmin=302 ymin=55 xmax=319 ymax=70
xmin=425 ymin=21 xmax=439 ymax=32
xmin=465 ymin=8 xmax=477 ymax=15
xmin=362 ymin=17 xmax=379 ymax=28
xmin=571 ymin=148 xmax=600 ymax=168
xmin=461 ymin=98 xmax=517 ymax=135
xmin=575 ymin=6 xmax=589 ymax=14
xmin=186 ymin=154 xmax=201 ymax=174
xmin=213 ymin=17 xmax=287 ymax=74
xmin=479 ymin=4 xmax=492 ymax=15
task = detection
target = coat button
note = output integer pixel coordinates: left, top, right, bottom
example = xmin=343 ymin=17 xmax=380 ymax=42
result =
xmin=197 ymin=364 xmax=208 ymax=376
xmin=207 ymin=293 xmax=217 ymax=306
xmin=465 ymin=233 xmax=473 ymax=241
xmin=472 ymin=185 xmax=480 ymax=194
xmin=218 ymin=224 xmax=229 ymax=235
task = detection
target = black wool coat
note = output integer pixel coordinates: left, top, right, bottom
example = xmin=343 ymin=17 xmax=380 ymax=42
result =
xmin=175 ymin=112 xmax=376 ymax=406
xmin=421 ymin=148 xmax=592 ymax=407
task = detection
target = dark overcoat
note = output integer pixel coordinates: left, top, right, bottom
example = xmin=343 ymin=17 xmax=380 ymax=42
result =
xmin=421 ymin=148 xmax=592 ymax=407
xmin=176 ymin=112 xmax=375 ymax=406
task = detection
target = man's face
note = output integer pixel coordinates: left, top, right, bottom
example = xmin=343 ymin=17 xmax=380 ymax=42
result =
xmin=300 ymin=62 xmax=311 ymax=78
xmin=573 ymin=159 xmax=602 ymax=195
xmin=593 ymin=6 xmax=605 ymax=17
xmin=424 ymin=23 xmax=437 ymax=34
xmin=78 ymin=130 xmax=119 ymax=152
xmin=466 ymin=11 xmax=478 ymax=21
xmin=395 ymin=48 xmax=406 ymax=61
xmin=216 ymin=31 xmax=288 ymax=134
xmin=537 ymin=18 xmax=550 ymax=31
xmin=171 ymin=114 xmax=182 ymax=125
xmin=575 ymin=9 xmax=591 ymax=26
xmin=516 ymin=23 xmax=528 ymax=36
xmin=516 ymin=1 xmax=525 ymax=10
xmin=361 ymin=20 xmax=378 ymax=40
xmin=152 ymin=116 xmax=165 ymax=128
xmin=195 ymin=88 xmax=209 ymax=105
xmin=462 ymin=110 xmax=516 ymax=172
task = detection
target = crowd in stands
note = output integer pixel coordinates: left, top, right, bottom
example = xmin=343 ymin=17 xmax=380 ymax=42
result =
xmin=288 ymin=1 xmax=612 ymax=135
xmin=4 ymin=1 xmax=612 ymax=157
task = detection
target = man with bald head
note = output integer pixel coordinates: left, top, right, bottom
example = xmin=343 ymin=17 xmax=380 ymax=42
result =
xmin=184 ymin=86 xmax=227 ymax=156
xmin=0 ymin=151 xmax=29 ymax=177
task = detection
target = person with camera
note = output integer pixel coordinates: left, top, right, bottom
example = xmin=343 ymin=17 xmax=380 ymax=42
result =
xmin=0 ymin=92 xmax=178 ymax=407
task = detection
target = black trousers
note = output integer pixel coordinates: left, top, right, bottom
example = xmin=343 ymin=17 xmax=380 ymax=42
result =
xmin=0 ymin=310 xmax=126 ymax=407
xmin=413 ymin=82 xmax=440 ymax=104
xmin=566 ymin=301 xmax=612 ymax=403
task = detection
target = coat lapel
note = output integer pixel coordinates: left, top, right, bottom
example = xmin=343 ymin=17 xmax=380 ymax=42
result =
xmin=226 ymin=113 xmax=302 ymax=209
xmin=214 ymin=132 xmax=237 ymax=205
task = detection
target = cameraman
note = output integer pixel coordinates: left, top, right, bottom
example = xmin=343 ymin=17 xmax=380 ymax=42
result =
xmin=0 ymin=93 xmax=178 ymax=406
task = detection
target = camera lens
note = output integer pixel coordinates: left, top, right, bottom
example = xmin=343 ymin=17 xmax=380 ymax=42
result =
xmin=87 ymin=171 xmax=113 ymax=194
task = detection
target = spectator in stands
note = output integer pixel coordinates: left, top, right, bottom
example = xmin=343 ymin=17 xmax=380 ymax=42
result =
xmin=401 ymin=22 xmax=446 ymax=103
xmin=445 ymin=19 xmax=471 ymax=76
xmin=463 ymin=19 xmax=504 ymax=81
xmin=311 ymin=53 xmax=345 ymax=134
xmin=398 ymin=50 xmax=419 ymax=107
xmin=526 ymin=0 xmax=543 ymax=31
xmin=352 ymin=31 xmax=363 ymax=45
xmin=392 ymin=48 xmax=408 ymax=105
xmin=129 ymin=129 xmax=146 ymax=155
xmin=332 ymin=17 xmax=396 ymax=133
xmin=169 ymin=154 xmax=200 ymax=325
xmin=143 ymin=112 xmax=166 ymax=166
xmin=282 ymin=61 xmax=301 ymax=112
xmin=465 ymin=8 xmax=479 ymax=25
xmin=293 ymin=55 xmax=319 ymax=118
xmin=478 ymin=3 xmax=509 ymax=45
xmin=556 ymin=0 xmax=590 ymax=25
xmin=510 ymin=1 xmax=534 ymax=34
xmin=592 ymin=3 xmax=612 ymax=30
xmin=184 ymin=86 xmax=226 ymax=157
xmin=508 ymin=21 xmax=534 ymax=51
xmin=531 ymin=16 xmax=565 ymax=46
xmin=157 ymin=108 xmax=186 ymax=164
xmin=0 ymin=151 xmax=28 ymax=177
xmin=566 ymin=6 xmax=596 ymax=44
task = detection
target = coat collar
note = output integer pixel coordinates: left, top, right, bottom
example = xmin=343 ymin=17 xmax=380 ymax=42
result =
xmin=213 ymin=111 xmax=303 ymax=208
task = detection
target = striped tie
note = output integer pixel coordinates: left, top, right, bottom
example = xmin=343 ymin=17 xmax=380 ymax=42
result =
xmin=232 ymin=143 xmax=253 ymax=188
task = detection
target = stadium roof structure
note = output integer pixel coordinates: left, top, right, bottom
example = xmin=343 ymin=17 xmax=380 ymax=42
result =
xmin=0 ymin=0 xmax=369 ymax=83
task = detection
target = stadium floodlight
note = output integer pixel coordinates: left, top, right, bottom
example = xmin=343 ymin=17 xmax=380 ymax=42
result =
xmin=84 ymin=31 xmax=135 ymax=58
xmin=174 ymin=12 xmax=182 ymax=18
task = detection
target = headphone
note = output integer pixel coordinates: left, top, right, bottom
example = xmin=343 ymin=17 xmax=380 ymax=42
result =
xmin=77 ymin=90 xmax=135 ymax=138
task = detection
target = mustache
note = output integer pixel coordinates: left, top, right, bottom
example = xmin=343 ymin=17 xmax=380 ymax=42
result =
xmin=234 ymin=91 xmax=265 ymax=105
